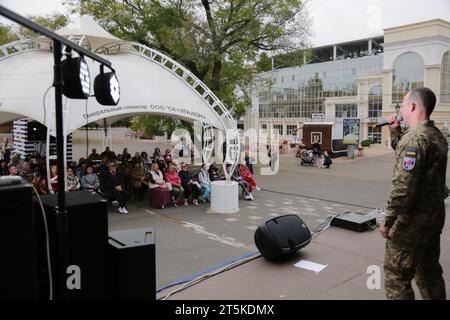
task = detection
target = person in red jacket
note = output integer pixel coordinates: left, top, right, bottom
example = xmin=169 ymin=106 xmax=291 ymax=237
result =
xmin=239 ymin=160 xmax=260 ymax=199
xmin=164 ymin=164 xmax=184 ymax=207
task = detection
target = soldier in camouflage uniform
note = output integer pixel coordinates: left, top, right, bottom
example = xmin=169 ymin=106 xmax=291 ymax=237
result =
xmin=380 ymin=87 xmax=447 ymax=300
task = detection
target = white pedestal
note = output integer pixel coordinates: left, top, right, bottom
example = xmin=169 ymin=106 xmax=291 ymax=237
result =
xmin=210 ymin=181 xmax=239 ymax=214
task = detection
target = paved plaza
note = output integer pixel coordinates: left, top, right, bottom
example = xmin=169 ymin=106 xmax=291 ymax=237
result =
xmin=94 ymin=137 xmax=450 ymax=298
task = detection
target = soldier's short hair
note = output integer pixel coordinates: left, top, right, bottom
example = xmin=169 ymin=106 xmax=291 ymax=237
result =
xmin=408 ymin=87 xmax=437 ymax=116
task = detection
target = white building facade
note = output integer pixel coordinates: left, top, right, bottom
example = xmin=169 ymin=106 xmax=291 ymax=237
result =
xmin=246 ymin=19 xmax=450 ymax=146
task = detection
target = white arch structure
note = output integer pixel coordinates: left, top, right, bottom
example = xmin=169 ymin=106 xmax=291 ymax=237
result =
xmin=0 ymin=16 xmax=240 ymax=179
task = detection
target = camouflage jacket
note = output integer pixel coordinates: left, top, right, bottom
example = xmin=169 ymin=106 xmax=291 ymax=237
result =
xmin=385 ymin=121 xmax=448 ymax=229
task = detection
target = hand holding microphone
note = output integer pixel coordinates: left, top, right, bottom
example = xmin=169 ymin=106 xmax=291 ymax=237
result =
xmin=372 ymin=114 xmax=403 ymax=128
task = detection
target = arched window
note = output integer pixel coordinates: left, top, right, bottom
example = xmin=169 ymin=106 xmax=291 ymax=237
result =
xmin=392 ymin=52 xmax=425 ymax=105
xmin=368 ymin=85 xmax=382 ymax=119
xmin=440 ymin=51 xmax=450 ymax=104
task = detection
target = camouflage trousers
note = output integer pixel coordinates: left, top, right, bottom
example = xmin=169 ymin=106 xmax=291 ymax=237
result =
xmin=384 ymin=233 xmax=446 ymax=300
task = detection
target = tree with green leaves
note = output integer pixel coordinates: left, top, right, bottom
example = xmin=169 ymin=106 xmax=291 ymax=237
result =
xmin=20 ymin=14 xmax=69 ymax=37
xmin=131 ymin=115 xmax=191 ymax=139
xmin=0 ymin=14 xmax=69 ymax=46
xmin=0 ymin=24 xmax=19 ymax=46
xmin=66 ymin=0 xmax=311 ymax=118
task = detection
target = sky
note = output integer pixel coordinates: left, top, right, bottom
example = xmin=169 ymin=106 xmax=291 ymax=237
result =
xmin=1 ymin=0 xmax=450 ymax=46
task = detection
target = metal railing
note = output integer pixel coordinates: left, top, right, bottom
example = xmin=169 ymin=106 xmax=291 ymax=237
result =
xmin=96 ymin=41 xmax=240 ymax=179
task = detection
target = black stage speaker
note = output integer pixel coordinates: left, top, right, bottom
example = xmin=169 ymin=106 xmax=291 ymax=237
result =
xmin=0 ymin=177 xmax=38 ymax=299
xmin=33 ymin=191 xmax=109 ymax=299
xmin=254 ymin=215 xmax=311 ymax=262
xmin=330 ymin=211 xmax=377 ymax=232
xmin=109 ymin=228 xmax=156 ymax=300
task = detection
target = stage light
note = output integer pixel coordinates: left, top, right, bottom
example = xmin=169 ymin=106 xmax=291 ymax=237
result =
xmin=62 ymin=54 xmax=90 ymax=99
xmin=94 ymin=66 xmax=120 ymax=105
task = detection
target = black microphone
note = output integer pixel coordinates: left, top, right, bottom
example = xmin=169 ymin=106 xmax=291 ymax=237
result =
xmin=372 ymin=115 xmax=403 ymax=128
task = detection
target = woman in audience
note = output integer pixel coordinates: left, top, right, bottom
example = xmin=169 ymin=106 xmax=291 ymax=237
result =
xmin=239 ymin=160 xmax=260 ymax=199
xmin=164 ymin=149 xmax=172 ymax=163
xmin=76 ymin=159 xmax=87 ymax=180
xmin=67 ymin=167 xmax=81 ymax=191
xmin=141 ymin=151 xmax=151 ymax=166
xmin=49 ymin=165 xmax=58 ymax=193
xmin=81 ymin=165 xmax=100 ymax=191
xmin=178 ymin=163 xmax=200 ymax=206
xmin=152 ymin=148 xmax=163 ymax=161
xmin=148 ymin=162 xmax=171 ymax=209
xmin=130 ymin=162 xmax=148 ymax=202
xmin=198 ymin=163 xmax=211 ymax=202
xmin=226 ymin=164 xmax=252 ymax=200
xmin=165 ymin=164 xmax=184 ymax=207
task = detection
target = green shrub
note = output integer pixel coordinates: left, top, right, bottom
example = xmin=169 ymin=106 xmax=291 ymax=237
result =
xmin=361 ymin=139 xmax=372 ymax=147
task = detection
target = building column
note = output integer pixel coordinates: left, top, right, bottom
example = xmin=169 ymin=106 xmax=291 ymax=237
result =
xmin=381 ymin=70 xmax=393 ymax=145
xmin=425 ymin=65 xmax=441 ymax=99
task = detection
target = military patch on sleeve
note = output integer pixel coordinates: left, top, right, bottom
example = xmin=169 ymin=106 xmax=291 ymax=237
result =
xmin=405 ymin=149 xmax=417 ymax=157
xmin=402 ymin=149 xmax=417 ymax=171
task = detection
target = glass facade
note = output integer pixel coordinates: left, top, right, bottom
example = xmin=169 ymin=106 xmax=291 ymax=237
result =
xmin=259 ymin=55 xmax=382 ymax=120
xmin=335 ymin=104 xmax=358 ymax=118
xmin=440 ymin=51 xmax=450 ymax=104
xmin=368 ymin=85 xmax=383 ymax=118
xmin=392 ymin=52 xmax=425 ymax=105
xmin=368 ymin=126 xmax=382 ymax=144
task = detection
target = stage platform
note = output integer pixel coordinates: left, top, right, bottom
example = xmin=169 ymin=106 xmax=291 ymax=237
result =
xmin=158 ymin=216 xmax=450 ymax=300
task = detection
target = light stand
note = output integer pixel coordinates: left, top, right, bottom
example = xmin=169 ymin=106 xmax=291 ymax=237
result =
xmin=0 ymin=5 xmax=118 ymax=299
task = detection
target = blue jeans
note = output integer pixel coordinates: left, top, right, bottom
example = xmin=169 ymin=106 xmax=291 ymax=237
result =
xmin=239 ymin=181 xmax=250 ymax=196
xmin=200 ymin=183 xmax=211 ymax=200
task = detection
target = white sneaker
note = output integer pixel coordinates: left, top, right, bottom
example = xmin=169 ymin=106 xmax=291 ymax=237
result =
xmin=244 ymin=195 xmax=251 ymax=200
xmin=112 ymin=200 xmax=119 ymax=207
xmin=118 ymin=207 xmax=124 ymax=214
xmin=250 ymin=193 xmax=255 ymax=200
xmin=122 ymin=207 xmax=129 ymax=214
xmin=256 ymin=186 xmax=261 ymax=191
